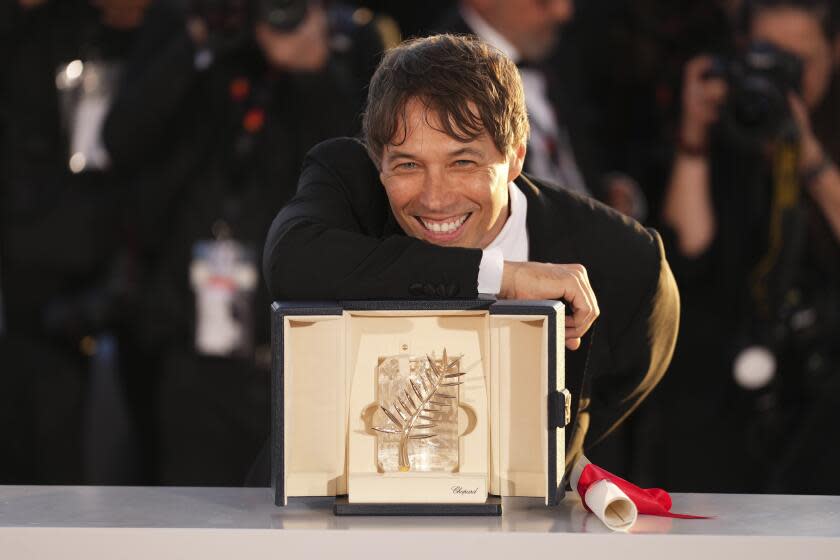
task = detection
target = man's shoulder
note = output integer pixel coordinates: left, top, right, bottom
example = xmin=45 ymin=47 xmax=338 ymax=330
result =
xmin=302 ymin=137 xmax=380 ymax=192
xmin=523 ymin=175 xmax=661 ymax=265
xmin=306 ymin=136 xmax=374 ymax=172
xmin=522 ymin=175 xmax=664 ymax=326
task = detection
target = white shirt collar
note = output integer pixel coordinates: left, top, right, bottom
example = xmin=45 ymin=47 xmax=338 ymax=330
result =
xmin=459 ymin=4 xmax=521 ymax=63
xmin=485 ymin=181 xmax=529 ymax=262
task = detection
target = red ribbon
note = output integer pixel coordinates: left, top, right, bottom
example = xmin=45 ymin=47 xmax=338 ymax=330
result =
xmin=577 ymin=463 xmax=711 ymax=519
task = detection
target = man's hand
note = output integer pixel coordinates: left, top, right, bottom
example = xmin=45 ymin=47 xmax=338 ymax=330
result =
xmin=679 ymin=55 xmax=728 ymax=153
xmin=500 ymin=262 xmax=600 ymax=351
xmin=789 ymin=92 xmax=825 ymax=171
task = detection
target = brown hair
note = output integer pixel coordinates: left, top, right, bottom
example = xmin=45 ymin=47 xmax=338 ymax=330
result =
xmin=362 ymin=34 xmax=529 ymax=167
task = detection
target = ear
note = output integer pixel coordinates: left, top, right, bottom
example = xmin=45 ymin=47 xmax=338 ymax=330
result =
xmin=506 ymin=142 xmax=527 ymax=183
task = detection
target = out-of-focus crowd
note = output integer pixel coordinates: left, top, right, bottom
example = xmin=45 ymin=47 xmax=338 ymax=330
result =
xmin=1 ymin=0 xmax=839 ymax=494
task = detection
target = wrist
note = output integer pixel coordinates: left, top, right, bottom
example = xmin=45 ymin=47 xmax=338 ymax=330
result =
xmin=799 ymin=138 xmax=825 ymax=171
xmin=500 ymin=261 xmax=520 ymax=300
xmin=801 ymin=151 xmax=834 ymax=188
xmin=677 ymin=126 xmax=709 ymax=158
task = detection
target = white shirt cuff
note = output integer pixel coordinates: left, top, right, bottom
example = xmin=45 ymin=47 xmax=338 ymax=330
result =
xmin=477 ymin=248 xmax=504 ymax=295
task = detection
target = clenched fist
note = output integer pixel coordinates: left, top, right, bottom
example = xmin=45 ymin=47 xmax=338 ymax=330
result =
xmin=500 ymin=261 xmax=600 ymax=350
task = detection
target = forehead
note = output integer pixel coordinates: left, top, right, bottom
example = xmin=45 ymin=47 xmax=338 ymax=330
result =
xmin=383 ymin=98 xmax=492 ymax=157
xmin=751 ymin=8 xmax=828 ymax=57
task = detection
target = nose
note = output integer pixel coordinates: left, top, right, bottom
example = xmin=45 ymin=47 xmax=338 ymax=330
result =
xmin=417 ymin=166 xmax=452 ymax=212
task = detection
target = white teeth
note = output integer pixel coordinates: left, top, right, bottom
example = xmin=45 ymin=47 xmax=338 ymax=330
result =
xmin=421 ymin=214 xmax=468 ymax=234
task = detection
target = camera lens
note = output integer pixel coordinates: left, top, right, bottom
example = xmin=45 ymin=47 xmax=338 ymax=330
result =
xmin=261 ymin=0 xmax=308 ymax=31
xmin=721 ymin=42 xmax=803 ymax=148
xmin=733 ymin=76 xmax=785 ymax=131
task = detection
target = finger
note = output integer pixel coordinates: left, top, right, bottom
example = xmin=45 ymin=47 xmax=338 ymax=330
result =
xmin=565 ymin=266 xmax=596 ymax=319
xmin=564 ymin=296 xmax=597 ymax=339
xmin=565 ymin=315 xmax=591 ymax=340
xmin=576 ymin=266 xmax=600 ymax=318
xmin=702 ymin=80 xmax=728 ymax=103
xmin=563 ymin=274 xmax=596 ymax=338
xmin=564 ymin=272 xmax=593 ymax=325
xmin=788 ymin=92 xmax=810 ymax=129
xmin=570 ymin=266 xmax=600 ymax=324
xmin=571 ymin=292 xmax=596 ymax=335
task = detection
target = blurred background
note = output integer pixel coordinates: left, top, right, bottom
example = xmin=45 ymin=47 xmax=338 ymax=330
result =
xmin=1 ymin=0 xmax=839 ymax=494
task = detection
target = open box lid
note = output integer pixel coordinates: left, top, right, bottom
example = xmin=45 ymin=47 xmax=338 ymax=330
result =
xmin=271 ymin=299 xmax=569 ymax=507
xmin=488 ymin=299 xmax=567 ymax=506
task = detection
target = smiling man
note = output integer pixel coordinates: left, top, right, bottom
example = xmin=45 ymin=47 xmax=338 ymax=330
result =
xmin=375 ymin=96 xmax=520 ymax=246
xmin=263 ymin=35 xmax=679 ymax=462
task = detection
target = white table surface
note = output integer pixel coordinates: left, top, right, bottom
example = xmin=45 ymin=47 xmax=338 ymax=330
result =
xmin=1 ymin=486 xmax=838 ymax=559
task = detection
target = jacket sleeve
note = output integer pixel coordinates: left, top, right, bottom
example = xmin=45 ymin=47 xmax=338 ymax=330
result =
xmin=582 ymin=229 xmax=680 ymax=453
xmin=262 ymin=139 xmax=484 ymax=300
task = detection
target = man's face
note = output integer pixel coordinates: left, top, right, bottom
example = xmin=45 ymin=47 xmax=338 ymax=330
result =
xmin=751 ymin=7 xmax=835 ymax=109
xmin=467 ymin=0 xmax=574 ymax=61
xmin=379 ymin=98 xmax=526 ymax=249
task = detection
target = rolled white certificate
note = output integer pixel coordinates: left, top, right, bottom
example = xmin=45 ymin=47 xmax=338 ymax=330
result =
xmin=570 ymin=455 xmax=638 ymax=532
xmin=583 ymin=479 xmax=638 ymax=531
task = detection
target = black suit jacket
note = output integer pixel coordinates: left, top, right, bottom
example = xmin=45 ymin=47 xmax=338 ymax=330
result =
xmin=263 ymin=138 xmax=679 ymax=459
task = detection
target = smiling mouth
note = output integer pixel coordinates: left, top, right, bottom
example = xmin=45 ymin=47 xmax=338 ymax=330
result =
xmin=416 ymin=213 xmax=471 ymax=237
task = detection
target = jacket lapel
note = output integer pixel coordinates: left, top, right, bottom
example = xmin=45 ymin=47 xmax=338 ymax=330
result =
xmin=517 ymin=174 xmax=579 ymax=265
xmin=518 ymin=174 xmax=603 ymax=440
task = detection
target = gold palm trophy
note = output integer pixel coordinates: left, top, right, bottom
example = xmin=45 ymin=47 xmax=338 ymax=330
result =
xmin=372 ymin=348 xmax=464 ymax=472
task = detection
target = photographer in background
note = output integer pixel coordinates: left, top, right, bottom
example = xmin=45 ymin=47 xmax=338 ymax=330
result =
xmin=0 ymin=0 xmax=153 ymax=484
xmin=657 ymin=0 xmax=840 ymax=493
xmin=104 ymin=0 xmax=383 ymax=484
xmin=432 ymin=1 xmax=606 ymax=200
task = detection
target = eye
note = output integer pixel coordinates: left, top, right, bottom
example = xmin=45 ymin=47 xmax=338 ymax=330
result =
xmin=396 ymin=161 xmax=418 ymax=170
xmin=453 ymin=159 xmax=475 ymax=167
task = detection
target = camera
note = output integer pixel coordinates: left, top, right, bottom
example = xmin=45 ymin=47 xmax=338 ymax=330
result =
xmin=257 ymin=0 xmax=309 ymax=31
xmin=710 ymin=41 xmax=803 ymax=148
xmin=189 ymin=0 xmax=310 ymax=38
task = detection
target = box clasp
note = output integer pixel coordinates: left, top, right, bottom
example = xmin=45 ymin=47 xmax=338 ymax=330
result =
xmin=549 ymin=389 xmax=572 ymax=428
xmin=562 ymin=388 xmax=571 ymax=427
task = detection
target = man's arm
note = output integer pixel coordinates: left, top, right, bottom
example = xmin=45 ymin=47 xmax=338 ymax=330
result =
xmin=585 ymin=231 xmax=680 ymax=448
xmin=790 ymin=94 xmax=840 ymax=243
xmin=262 ymin=138 xmax=483 ymax=300
xmin=263 ymin=138 xmax=601 ymax=347
xmin=662 ymin=56 xmax=726 ymax=258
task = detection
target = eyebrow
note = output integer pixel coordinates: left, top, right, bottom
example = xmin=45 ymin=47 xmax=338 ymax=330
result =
xmin=385 ymin=146 xmax=485 ymax=161
xmin=385 ymin=150 xmax=416 ymax=161
xmin=450 ymin=147 xmax=485 ymax=158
